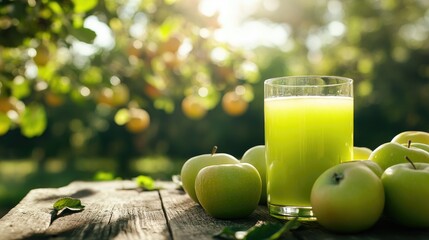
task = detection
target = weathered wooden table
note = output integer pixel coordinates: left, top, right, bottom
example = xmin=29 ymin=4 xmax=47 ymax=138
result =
xmin=0 ymin=180 xmax=428 ymax=239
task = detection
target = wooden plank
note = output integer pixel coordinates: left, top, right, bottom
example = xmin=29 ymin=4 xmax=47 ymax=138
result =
xmin=2 ymin=180 xmax=429 ymax=240
xmin=292 ymin=217 xmax=429 ymax=240
xmin=0 ymin=181 xmax=170 ymax=240
xmin=159 ymin=188 xmax=283 ymax=240
xmin=161 ymin=188 xmax=429 ymax=240
xmin=0 ymin=188 xmax=53 ymax=239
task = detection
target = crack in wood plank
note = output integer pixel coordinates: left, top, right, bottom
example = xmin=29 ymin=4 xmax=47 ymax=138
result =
xmin=159 ymin=191 xmax=174 ymax=240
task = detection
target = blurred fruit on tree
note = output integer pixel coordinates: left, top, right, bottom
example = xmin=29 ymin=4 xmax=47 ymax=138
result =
xmin=0 ymin=0 xmax=259 ymax=142
xmin=0 ymin=0 xmax=428 ymax=161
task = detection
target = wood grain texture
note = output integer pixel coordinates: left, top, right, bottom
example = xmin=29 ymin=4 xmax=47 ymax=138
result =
xmin=2 ymin=181 xmax=429 ymax=240
xmin=159 ymin=189 xmax=282 ymax=240
xmin=0 ymin=181 xmax=170 ymax=240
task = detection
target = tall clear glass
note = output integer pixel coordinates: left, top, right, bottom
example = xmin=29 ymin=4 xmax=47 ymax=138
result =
xmin=264 ymin=76 xmax=353 ymax=220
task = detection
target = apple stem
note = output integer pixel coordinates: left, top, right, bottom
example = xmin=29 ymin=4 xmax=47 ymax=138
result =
xmin=332 ymin=173 xmax=344 ymax=184
xmin=211 ymin=146 xmax=218 ymax=156
xmin=405 ymin=156 xmax=417 ymax=170
xmin=407 ymin=140 xmax=412 ymax=148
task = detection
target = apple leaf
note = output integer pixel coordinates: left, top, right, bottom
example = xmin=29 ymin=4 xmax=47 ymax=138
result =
xmin=214 ymin=218 xmax=300 ymax=240
xmin=53 ymin=197 xmax=85 ymax=213
xmin=135 ymin=175 xmax=157 ymax=190
xmin=50 ymin=197 xmax=85 ymax=224
xmin=244 ymin=222 xmax=286 ymax=240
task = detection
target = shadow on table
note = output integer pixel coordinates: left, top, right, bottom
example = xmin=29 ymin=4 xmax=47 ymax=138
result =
xmin=166 ymin=203 xmax=281 ymax=239
xmin=291 ymin=216 xmax=429 ymax=240
xmin=23 ymin=213 xmax=170 ymax=240
xmin=34 ymin=189 xmax=97 ymax=202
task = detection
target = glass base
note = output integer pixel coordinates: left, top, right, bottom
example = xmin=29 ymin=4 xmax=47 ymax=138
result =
xmin=268 ymin=203 xmax=317 ymax=221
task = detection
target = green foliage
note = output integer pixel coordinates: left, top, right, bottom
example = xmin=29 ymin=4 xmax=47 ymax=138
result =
xmin=0 ymin=0 xmax=258 ymax=145
xmin=72 ymin=0 xmax=98 ymax=13
xmin=0 ymin=0 xmax=428 ymax=161
xmin=93 ymin=171 xmax=116 ymax=181
xmin=69 ymin=27 xmax=96 ymax=43
xmin=20 ymin=103 xmax=47 ymax=138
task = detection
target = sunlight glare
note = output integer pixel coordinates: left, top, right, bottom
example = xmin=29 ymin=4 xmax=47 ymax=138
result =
xmin=178 ymin=38 xmax=193 ymax=59
xmin=214 ymin=20 xmax=290 ymax=49
xmin=263 ymin=0 xmax=280 ymax=12
xmin=84 ymin=16 xmax=115 ymax=50
xmin=80 ymin=86 xmax=91 ymax=97
xmin=198 ymin=0 xmax=217 ymax=17
xmin=198 ymin=87 xmax=209 ymax=97
xmin=198 ymin=0 xmax=288 ymax=49
xmin=327 ymin=0 xmax=343 ymax=18
xmin=328 ymin=21 xmax=346 ymax=37
xmin=130 ymin=12 xmax=148 ymax=39
xmin=110 ymin=76 xmax=121 ymax=86
xmin=210 ymin=47 xmax=229 ymax=64
xmin=24 ymin=62 xmax=38 ymax=79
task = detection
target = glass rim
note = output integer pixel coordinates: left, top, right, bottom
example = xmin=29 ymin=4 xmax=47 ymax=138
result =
xmin=264 ymin=75 xmax=353 ymax=87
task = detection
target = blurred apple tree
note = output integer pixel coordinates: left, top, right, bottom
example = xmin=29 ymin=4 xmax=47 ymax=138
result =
xmin=0 ymin=0 xmax=259 ymax=165
xmin=0 ymin=0 xmax=429 ymax=169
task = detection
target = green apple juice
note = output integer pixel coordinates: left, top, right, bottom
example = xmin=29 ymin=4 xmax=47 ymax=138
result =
xmin=265 ymin=96 xmax=353 ymax=208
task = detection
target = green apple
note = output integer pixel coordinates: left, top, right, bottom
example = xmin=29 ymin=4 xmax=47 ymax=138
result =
xmin=310 ymin=162 xmax=384 ymax=233
xmin=241 ymin=145 xmax=267 ymax=204
xmin=391 ymin=131 xmax=429 ymax=145
xmin=180 ymin=150 xmax=239 ymax=204
xmin=195 ymin=163 xmax=261 ymax=219
xmin=382 ymin=162 xmax=429 ymax=228
xmin=341 ymin=160 xmax=383 ymax=178
xmin=352 ymin=146 xmax=372 ymax=160
xmin=368 ymin=142 xmax=429 ymax=171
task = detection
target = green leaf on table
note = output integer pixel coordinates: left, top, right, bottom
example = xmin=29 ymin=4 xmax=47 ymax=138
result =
xmin=53 ymin=197 xmax=85 ymax=212
xmin=245 ymin=222 xmax=285 ymax=240
xmin=50 ymin=197 xmax=85 ymax=224
xmin=135 ymin=175 xmax=156 ymax=190
xmin=214 ymin=218 xmax=301 ymax=240
xmin=250 ymin=218 xmax=301 ymax=240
